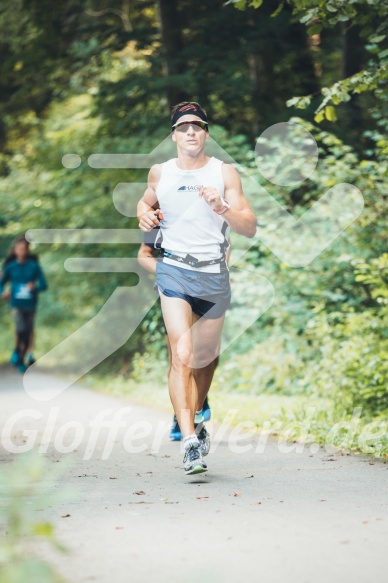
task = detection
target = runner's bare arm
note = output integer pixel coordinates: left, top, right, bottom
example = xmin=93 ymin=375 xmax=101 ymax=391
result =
xmin=137 ymin=243 xmax=157 ymax=274
xmin=221 ymin=164 xmax=256 ymax=238
xmin=199 ymin=164 xmax=256 ymax=238
xmin=137 ymin=165 xmax=162 ymax=232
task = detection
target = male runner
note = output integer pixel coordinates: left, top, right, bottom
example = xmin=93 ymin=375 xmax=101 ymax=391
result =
xmin=138 ymin=101 xmax=256 ymax=475
xmin=138 ymin=225 xmax=231 ymax=440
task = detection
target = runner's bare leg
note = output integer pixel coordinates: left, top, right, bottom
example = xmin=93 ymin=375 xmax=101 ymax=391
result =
xmin=167 ymin=330 xmax=218 ymax=412
xmin=194 ymin=359 xmax=218 ymax=410
xmin=159 ymin=291 xmax=198 ymax=438
xmin=192 ymin=313 xmax=224 ymax=410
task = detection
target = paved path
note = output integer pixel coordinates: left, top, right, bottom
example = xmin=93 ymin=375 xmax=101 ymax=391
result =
xmin=0 ymin=366 xmax=387 ymax=583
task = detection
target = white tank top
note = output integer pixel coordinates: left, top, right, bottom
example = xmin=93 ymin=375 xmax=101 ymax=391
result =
xmin=155 ymin=156 xmax=230 ymax=273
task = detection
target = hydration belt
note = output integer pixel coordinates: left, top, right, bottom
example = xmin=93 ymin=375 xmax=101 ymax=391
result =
xmin=156 ymin=220 xmax=229 ymax=269
xmin=158 ymin=249 xmax=226 ymax=268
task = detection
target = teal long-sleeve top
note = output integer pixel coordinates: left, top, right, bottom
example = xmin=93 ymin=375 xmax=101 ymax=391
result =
xmin=0 ymin=259 xmax=48 ymax=310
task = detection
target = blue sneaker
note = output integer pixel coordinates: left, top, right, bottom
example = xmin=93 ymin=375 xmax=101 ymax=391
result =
xmin=10 ymin=349 xmax=19 ymax=367
xmin=202 ymin=398 xmax=212 ymax=422
xmin=169 ymin=416 xmax=182 ymax=441
xmin=18 ymin=362 xmax=27 ymax=374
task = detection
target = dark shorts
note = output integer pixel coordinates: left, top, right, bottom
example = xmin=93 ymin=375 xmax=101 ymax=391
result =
xmin=12 ymin=308 xmax=35 ymax=336
xmin=155 ymin=261 xmax=231 ymax=319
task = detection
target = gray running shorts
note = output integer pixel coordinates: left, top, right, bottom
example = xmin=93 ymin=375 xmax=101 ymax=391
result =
xmin=155 ymin=261 xmax=231 ymax=319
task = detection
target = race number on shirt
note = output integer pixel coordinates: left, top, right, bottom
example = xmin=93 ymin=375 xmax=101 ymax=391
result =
xmin=14 ymin=283 xmax=33 ymax=300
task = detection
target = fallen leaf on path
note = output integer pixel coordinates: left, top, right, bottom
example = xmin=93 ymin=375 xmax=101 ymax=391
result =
xmin=61 ymin=514 xmax=71 ymax=518
xmin=77 ymin=474 xmax=97 ymax=478
xmin=110 ymin=477 xmax=117 ymax=480
xmin=196 ymin=496 xmax=209 ymax=500
xmin=233 ymin=492 xmax=241 ymax=497
xmin=133 ymin=491 xmax=146 ymax=495
xmin=245 ymin=475 xmax=254 ymax=479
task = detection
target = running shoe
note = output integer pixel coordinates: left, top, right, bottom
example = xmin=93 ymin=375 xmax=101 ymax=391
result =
xmin=18 ymin=362 xmax=27 ymax=374
xmin=202 ymin=397 xmax=212 ymax=422
xmin=195 ymin=422 xmax=211 ymax=456
xmin=169 ymin=416 xmax=182 ymax=441
xmin=183 ymin=443 xmax=208 ymax=475
xmin=10 ymin=349 xmax=19 ymax=367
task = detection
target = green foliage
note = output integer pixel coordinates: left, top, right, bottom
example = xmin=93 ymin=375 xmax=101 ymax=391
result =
xmin=0 ymin=453 xmax=69 ymax=583
xmin=304 ymin=306 xmax=388 ymax=415
xmin=233 ymin=0 xmax=388 ymax=122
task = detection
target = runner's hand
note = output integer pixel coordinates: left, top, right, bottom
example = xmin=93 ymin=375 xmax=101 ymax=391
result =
xmin=1 ymin=290 xmax=11 ymax=299
xmin=199 ymin=186 xmax=224 ymax=211
xmin=27 ymin=282 xmax=35 ymax=291
xmin=139 ymin=209 xmax=163 ymax=232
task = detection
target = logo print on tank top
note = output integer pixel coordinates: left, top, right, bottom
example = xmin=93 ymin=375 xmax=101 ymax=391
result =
xmin=178 ymin=185 xmax=201 ymax=191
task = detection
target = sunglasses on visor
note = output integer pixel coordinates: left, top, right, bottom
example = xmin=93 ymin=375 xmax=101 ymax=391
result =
xmin=172 ymin=120 xmax=208 ymax=132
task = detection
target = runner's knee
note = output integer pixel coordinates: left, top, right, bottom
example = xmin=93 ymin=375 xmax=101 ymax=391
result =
xmin=171 ymin=340 xmax=194 ymax=370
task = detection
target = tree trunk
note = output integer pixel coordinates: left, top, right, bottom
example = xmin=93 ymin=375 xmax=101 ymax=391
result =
xmin=341 ymin=23 xmax=365 ymax=147
xmin=157 ymin=0 xmax=187 ymax=108
xmin=342 ymin=24 xmax=364 ymax=78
